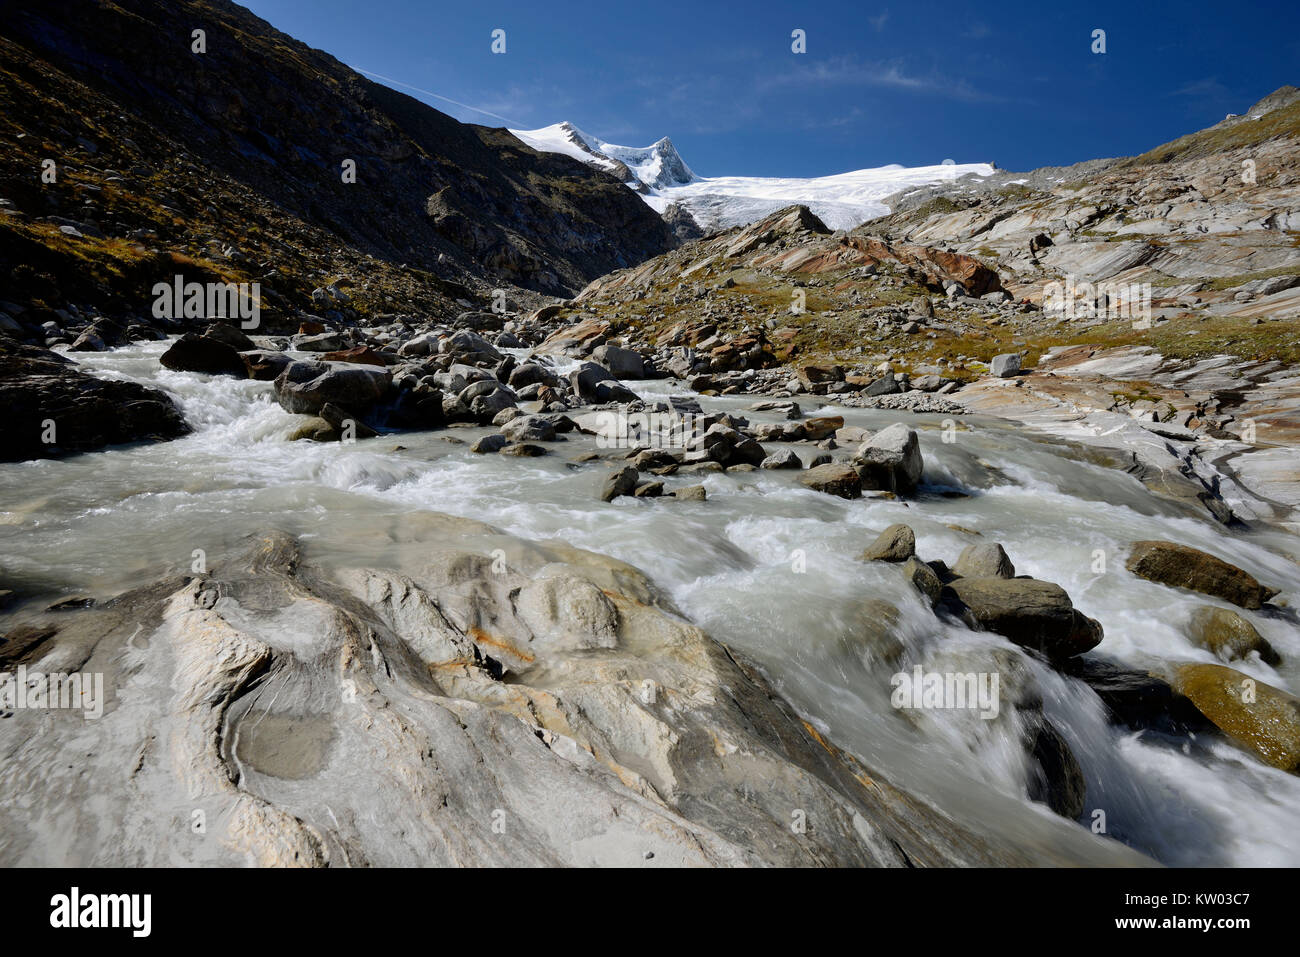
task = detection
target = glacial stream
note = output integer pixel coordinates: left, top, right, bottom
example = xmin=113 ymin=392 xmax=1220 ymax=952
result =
xmin=3 ymin=340 xmax=1298 ymax=866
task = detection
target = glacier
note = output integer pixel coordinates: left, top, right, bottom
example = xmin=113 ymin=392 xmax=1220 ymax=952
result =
xmin=510 ymin=121 xmax=996 ymax=232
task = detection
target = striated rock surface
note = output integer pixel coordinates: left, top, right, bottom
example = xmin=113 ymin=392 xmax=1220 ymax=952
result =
xmin=0 ymin=528 xmax=1028 ymax=866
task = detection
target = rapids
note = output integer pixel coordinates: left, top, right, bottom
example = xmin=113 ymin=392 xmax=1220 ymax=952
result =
xmin=2 ymin=340 xmax=1297 ymax=866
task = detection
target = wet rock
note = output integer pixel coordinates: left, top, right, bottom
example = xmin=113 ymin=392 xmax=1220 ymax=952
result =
xmin=601 ymin=466 xmax=640 ymax=502
xmin=633 ymin=480 xmax=664 ymax=497
xmin=798 ymin=463 xmax=862 ymax=499
xmin=0 ymin=343 xmax=189 ymax=461
xmin=470 ymin=433 xmax=508 ymax=454
xmin=274 ymin=360 xmax=391 ymax=415
xmin=68 ymin=330 xmax=107 ymax=352
xmin=952 ymin=543 xmax=1016 ymax=579
xmin=1063 ymin=656 xmax=1207 ymax=732
xmin=942 ymin=577 xmax=1104 ymax=661
xmin=671 ymin=484 xmax=707 ymax=501
xmin=3 ymin=527 xmax=1027 ymax=865
xmin=630 ymin=449 xmax=680 ymax=470
xmin=288 ymin=416 xmax=337 ymax=441
xmin=202 ymin=321 xmax=257 ymax=352
xmin=1187 ymin=606 xmax=1281 ymax=665
xmin=570 ymin=361 xmax=638 ymax=403
xmin=760 ymin=448 xmax=802 ymax=469
xmin=1126 ymin=541 xmax=1278 ymax=609
xmin=514 ymin=573 xmax=619 ymax=652
xmin=159 ymin=333 xmax=248 ymax=377
xmin=839 ymin=598 xmax=906 ymax=665
xmin=501 ymin=414 xmax=557 ymax=443
xmin=852 ymin=423 xmax=923 ymax=495
xmin=1025 ymin=718 xmax=1086 ymax=819
xmin=903 ymin=557 xmax=943 ymax=608
xmin=860 ymin=524 xmax=915 ymax=563
xmin=241 ymin=350 xmax=293 ymax=381
xmin=501 ymin=442 xmax=547 ymax=457
xmin=318 ymin=402 xmax=377 ymax=438
xmin=387 ymin=382 xmax=444 ymax=430
xmin=1171 ymin=663 xmax=1300 ymax=771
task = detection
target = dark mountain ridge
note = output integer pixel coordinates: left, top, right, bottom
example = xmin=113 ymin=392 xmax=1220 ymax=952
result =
xmin=0 ymin=0 xmax=674 ymax=307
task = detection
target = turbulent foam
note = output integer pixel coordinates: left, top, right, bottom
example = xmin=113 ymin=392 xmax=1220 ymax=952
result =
xmin=5 ymin=342 xmax=1299 ymax=866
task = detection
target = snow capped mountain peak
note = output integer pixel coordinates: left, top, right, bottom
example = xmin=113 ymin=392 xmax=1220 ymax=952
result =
xmin=510 ymin=121 xmax=995 ymax=233
xmin=512 ymin=122 xmax=696 ymax=191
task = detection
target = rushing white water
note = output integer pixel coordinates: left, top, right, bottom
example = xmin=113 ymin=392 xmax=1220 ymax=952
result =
xmin=3 ymin=341 xmax=1298 ymax=866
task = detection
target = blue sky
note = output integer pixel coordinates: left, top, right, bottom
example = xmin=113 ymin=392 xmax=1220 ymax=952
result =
xmin=243 ymin=0 xmax=1299 ymax=177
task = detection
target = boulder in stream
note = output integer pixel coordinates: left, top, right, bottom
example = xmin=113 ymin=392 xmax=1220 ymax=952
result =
xmin=159 ymin=333 xmax=248 ymax=378
xmin=942 ymin=577 xmax=1104 ymax=662
xmin=1171 ymin=663 xmax=1300 ymax=771
xmin=852 ymin=423 xmax=923 ymax=495
xmin=1126 ymin=541 xmax=1278 ymax=609
xmin=861 ymin=524 xmax=916 ymax=563
xmin=1187 ymin=606 xmax=1281 ymax=665
xmin=274 ymin=360 xmax=391 ymax=416
xmin=799 ymin=462 xmax=862 ymax=499
xmin=1 ymin=341 xmax=189 ymax=461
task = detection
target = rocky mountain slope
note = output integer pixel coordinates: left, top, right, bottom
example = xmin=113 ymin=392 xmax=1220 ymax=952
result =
xmin=0 ymin=0 xmax=681 ymax=455
xmin=0 ymin=0 xmax=675 ymax=316
xmin=530 ymin=89 xmax=1300 ymax=529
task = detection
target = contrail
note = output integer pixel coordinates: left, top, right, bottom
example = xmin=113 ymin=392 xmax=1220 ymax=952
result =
xmin=353 ymin=68 xmax=521 ymax=126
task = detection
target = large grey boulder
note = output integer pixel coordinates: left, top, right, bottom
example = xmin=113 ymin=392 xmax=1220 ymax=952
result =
xmin=592 ymin=344 xmax=646 ymax=379
xmin=860 ymin=524 xmax=916 ymax=563
xmin=953 ymin=543 xmax=1016 ymax=579
xmin=990 ymin=353 xmax=1021 ymax=377
xmin=570 ymin=362 xmax=638 ymax=403
xmin=852 ymin=423 xmax=923 ymax=495
xmin=943 ymin=577 xmax=1104 ymax=661
xmin=273 ymin=360 xmax=391 ymax=415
